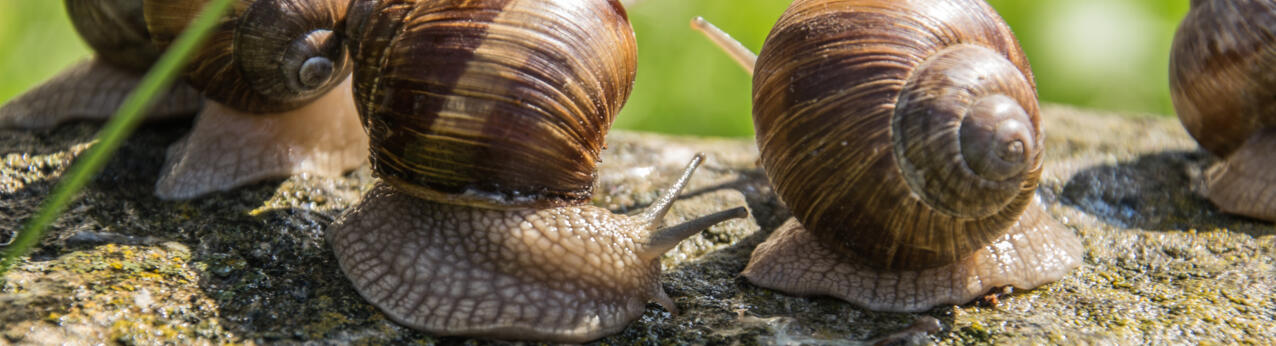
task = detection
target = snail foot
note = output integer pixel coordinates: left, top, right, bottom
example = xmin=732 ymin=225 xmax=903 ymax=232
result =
xmin=1202 ymin=129 xmax=1276 ymax=221
xmin=0 ymin=58 xmax=200 ymax=129
xmin=154 ymin=77 xmax=367 ymax=200
xmin=328 ymin=182 xmax=672 ymax=343
xmin=742 ymin=198 xmax=1082 ymax=312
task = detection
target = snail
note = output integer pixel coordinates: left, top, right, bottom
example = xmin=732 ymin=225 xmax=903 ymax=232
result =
xmin=1 ymin=0 xmax=369 ymax=200
xmin=327 ymin=0 xmax=747 ymax=342
xmin=1170 ymin=0 xmax=1276 ymax=221
xmin=691 ymin=0 xmax=1082 ymax=312
xmin=0 ymin=0 xmax=202 ymax=129
xmin=144 ymin=0 xmax=368 ymax=200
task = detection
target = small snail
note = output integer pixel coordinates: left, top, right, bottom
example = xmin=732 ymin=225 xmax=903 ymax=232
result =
xmin=328 ymin=0 xmax=747 ymax=342
xmin=692 ymin=0 xmax=1082 ymax=312
xmin=2 ymin=0 xmax=368 ymax=200
xmin=1170 ymin=0 xmax=1276 ymax=221
xmin=144 ymin=0 xmax=368 ymax=199
xmin=0 ymin=0 xmax=202 ymax=129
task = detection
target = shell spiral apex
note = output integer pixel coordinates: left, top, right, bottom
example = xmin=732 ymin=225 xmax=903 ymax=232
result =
xmin=144 ymin=0 xmax=369 ymax=200
xmin=144 ymin=0 xmax=354 ymax=113
xmin=752 ymin=0 xmax=1045 ymax=270
xmin=694 ymin=0 xmax=1082 ymax=312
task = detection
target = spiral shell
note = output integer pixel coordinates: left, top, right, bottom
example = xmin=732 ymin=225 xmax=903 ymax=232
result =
xmin=330 ymin=1 xmax=754 ymax=339
xmin=1170 ymin=0 xmax=1276 ymax=157
xmin=65 ymin=0 xmax=162 ymax=72
xmin=143 ymin=0 xmax=353 ymax=113
xmin=752 ymin=0 xmax=1043 ymax=270
xmin=1170 ymin=0 xmax=1276 ymax=220
xmin=348 ymin=0 xmax=638 ymax=209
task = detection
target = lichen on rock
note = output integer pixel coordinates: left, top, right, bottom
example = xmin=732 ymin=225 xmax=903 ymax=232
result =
xmin=1 ymin=105 xmax=1273 ymax=344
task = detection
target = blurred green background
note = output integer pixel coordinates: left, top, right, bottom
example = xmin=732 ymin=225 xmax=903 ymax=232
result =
xmin=0 ymin=0 xmax=1190 ymax=138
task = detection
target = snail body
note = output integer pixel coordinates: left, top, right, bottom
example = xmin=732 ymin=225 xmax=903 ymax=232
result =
xmin=1170 ymin=0 xmax=1276 ymax=221
xmin=145 ymin=0 xmax=368 ymax=200
xmin=1 ymin=0 xmax=369 ymax=200
xmin=693 ymin=0 xmax=1081 ymax=312
xmin=0 ymin=0 xmax=201 ymax=129
xmin=328 ymin=0 xmax=746 ymax=342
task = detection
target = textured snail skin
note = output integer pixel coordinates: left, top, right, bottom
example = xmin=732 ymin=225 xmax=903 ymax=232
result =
xmin=0 ymin=0 xmax=201 ymax=129
xmin=739 ymin=0 xmax=1082 ymax=312
xmin=0 ymin=59 xmax=202 ymax=129
xmin=155 ymin=77 xmax=367 ymax=199
xmin=1170 ymin=0 xmax=1276 ymax=221
xmin=331 ymin=0 xmax=747 ymax=341
xmin=329 ymin=175 xmax=745 ymax=342
xmin=745 ymin=199 xmax=1081 ymax=312
xmin=2 ymin=0 xmax=369 ymax=200
xmin=328 ymin=187 xmax=661 ymax=341
xmin=140 ymin=0 xmax=369 ymax=199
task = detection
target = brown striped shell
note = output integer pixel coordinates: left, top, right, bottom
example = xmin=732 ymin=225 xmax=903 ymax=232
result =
xmin=142 ymin=0 xmax=353 ymax=113
xmin=753 ymin=0 xmax=1044 ymax=270
xmin=1170 ymin=0 xmax=1276 ymax=157
xmin=65 ymin=0 xmax=162 ymax=72
xmin=1170 ymin=0 xmax=1276 ymax=221
xmin=347 ymin=0 xmax=638 ymax=209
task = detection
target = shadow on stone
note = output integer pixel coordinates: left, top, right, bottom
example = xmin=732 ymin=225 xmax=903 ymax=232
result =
xmin=680 ymin=168 xmax=789 ymax=231
xmin=1059 ymin=150 xmax=1274 ymax=237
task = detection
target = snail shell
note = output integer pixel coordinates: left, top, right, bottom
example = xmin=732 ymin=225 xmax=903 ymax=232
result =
xmin=1170 ymin=0 xmax=1276 ymax=221
xmin=140 ymin=0 xmax=369 ymax=199
xmin=3 ymin=0 xmax=367 ymax=200
xmin=0 ymin=0 xmax=201 ymax=129
xmin=328 ymin=0 xmax=746 ymax=342
xmin=144 ymin=0 xmax=352 ymax=113
xmin=704 ymin=0 xmax=1083 ymax=312
xmin=346 ymin=0 xmax=634 ymax=209
xmin=66 ymin=0 xmax=163 ymax=72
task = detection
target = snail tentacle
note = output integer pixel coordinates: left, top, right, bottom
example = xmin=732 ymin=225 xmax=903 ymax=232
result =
xmin=329 ymin=0 xmax=750 ymax=341
xmin=690 ymin=17 xmax=758 ymax=73
xmin=329 ymin=155 xmax=744 ymax=342
xmin=636 ymin=154 xmax=749 ymax=260
xmin=696 ymin=0 xmax=1081 ymax=312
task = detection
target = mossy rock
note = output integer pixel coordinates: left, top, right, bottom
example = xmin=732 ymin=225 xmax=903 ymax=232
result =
xmin=1 ymin=105 xmax=1273 ymax=344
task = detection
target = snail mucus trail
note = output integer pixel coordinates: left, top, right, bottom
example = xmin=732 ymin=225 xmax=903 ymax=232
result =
xmin=327 ymin=0 xmax=747 ymax=342
xmin=691 ymin=0 xmax=1082 ymax=312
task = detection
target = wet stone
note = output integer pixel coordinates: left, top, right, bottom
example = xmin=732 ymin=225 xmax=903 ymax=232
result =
xmin=0 ymin=105 xmax=1273 ymax=344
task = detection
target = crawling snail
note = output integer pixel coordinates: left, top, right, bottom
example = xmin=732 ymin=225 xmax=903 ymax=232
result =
xmin=1170 ymin=0 xmax=1276 ymax=221
xmin=1 ymin=0 xmax=368 ymax=200
xmin=327 ymin=0 xmax=747 ymax=342
xmin=692 ymin=0 xmax=1082 ymax=312
xmin=0 ymin=0 xmax=201 ymax=129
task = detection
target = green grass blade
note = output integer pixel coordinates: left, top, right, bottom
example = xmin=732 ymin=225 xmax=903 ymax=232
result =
xmin=0 ymin=0 xmax=234 ymax=275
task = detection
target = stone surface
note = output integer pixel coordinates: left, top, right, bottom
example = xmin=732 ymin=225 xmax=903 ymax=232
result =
xmin=1 ymin=105 xmax=1273 ymax=344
